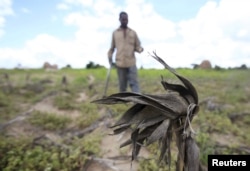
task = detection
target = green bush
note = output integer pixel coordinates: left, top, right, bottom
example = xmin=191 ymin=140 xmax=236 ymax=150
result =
xmin=0 ymin=136 xmax=90 ymax=171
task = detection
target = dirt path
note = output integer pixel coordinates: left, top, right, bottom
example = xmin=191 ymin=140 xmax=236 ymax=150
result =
xmin=2 ymin=90 xmax=151 ymax=171
xmin=86 ymin=123 xmax=150 ymax=171
xmin=32 ymin=93 xmax=150 ymax=171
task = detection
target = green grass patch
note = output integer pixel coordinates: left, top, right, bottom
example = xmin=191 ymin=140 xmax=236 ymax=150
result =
xmin=28 ymin=110 xmax=71 ymax=131
xmin=0 ymin=135 xmax=92 ymax=171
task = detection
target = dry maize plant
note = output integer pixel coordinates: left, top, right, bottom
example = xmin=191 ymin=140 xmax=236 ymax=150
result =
xmin=92 ymin=52 xmax=203 ymax=171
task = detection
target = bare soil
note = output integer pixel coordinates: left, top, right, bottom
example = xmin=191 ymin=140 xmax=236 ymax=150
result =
xmin=3 ymin=91 xmax=150 ymax=171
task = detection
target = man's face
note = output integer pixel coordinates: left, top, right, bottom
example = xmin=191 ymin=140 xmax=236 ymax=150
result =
xmin=120 ymin=14 xmax=128 ymax=28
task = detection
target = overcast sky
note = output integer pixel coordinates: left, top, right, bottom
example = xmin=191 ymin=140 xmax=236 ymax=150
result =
xmin=0 ymin=0 xmax=250 ymax=69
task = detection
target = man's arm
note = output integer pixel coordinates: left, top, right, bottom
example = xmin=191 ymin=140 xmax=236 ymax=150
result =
xmin=107 ymin=32 xmax=115 ymax=64
xmin=134 ymin=32 xmax=143 ymax=53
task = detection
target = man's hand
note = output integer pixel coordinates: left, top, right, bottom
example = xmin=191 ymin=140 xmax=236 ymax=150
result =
xmin=139 ymin=47 xmax=144 ymax=53
xmin=108 ymin=57 xmax=113 ymax=65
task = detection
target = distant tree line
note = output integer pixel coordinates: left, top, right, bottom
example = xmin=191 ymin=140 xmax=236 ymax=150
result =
xmin=85 ymin=61 xmax=105 ymax=69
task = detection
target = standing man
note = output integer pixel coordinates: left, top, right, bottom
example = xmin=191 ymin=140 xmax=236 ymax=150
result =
xmin=107 ymin=11 xmax=143 ymax=93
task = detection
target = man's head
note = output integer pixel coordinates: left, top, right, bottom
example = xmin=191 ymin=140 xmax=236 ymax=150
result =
xmin=119 ymin=11 xmax=128 ymax=28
